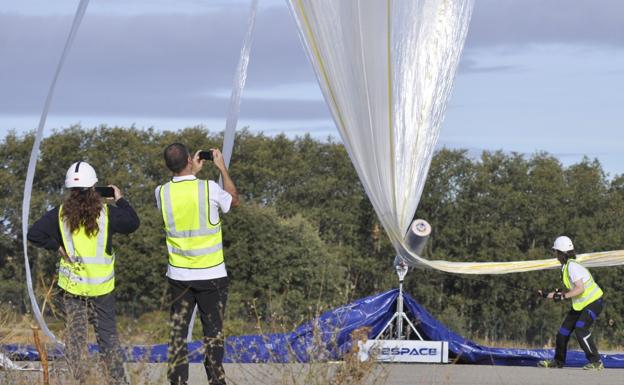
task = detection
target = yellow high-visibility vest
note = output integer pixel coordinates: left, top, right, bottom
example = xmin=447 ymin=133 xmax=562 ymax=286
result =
xmin=58 ymin=205 xmax=115 ymax=296
xmin=158 ymin=179 xmax=224 ymax=269
xmin=563 ymin=259 xmax=603 ymax=311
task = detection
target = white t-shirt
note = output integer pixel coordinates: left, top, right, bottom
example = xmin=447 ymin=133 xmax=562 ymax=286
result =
xmin=563 ymin=260 xmax=591 ymax=288
xmin=155 ymin=175 xmax=232 ymax=281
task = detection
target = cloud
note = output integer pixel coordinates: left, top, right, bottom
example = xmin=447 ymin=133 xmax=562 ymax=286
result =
xmin=457 ymin=57 xmax=521 ymax=74
xmin=466 ymin=0 xmax=624 ymax=48
xmin=0 ymin=6 xmax=318 ymax=120
xmin=1 ymin=1 xmax=622 ymax=123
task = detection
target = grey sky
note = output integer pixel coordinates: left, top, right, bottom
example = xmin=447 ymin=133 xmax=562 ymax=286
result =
xmin=1 ymin=0 xmax=623 ymax=175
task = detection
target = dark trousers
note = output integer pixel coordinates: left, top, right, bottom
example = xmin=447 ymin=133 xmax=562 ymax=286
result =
xmin=168 ymin=277 xmax=228 ymax=385
xmin=63 ymin=291 xmax=127 ymax=385
xmin=554 ymin=298 xmax=604 ymax=364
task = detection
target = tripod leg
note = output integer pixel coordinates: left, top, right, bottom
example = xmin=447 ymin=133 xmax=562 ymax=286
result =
xmin=400 ymin=313 xmax=423 ymax=340
xmin=375 ymin=313 xmax=399 ymax=339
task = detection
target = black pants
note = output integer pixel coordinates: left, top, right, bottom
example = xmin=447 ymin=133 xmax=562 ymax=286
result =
xmin=63 ymin=291 xmax=127 ymax=385
xmin=554 ymin=298 xmax=604 ymax=365
xmin=168 ymin=277 xmax=228 ymax=385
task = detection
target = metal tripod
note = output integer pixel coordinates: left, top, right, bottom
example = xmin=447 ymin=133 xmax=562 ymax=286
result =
xmin=375 ymin=258 xmax=423 ymax=340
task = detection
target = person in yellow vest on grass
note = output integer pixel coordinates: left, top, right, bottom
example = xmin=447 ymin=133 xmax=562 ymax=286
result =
xmin=27 ymin=161 xmax=140 ymax=385
xmin=155 ymin=143 xmax=239 ymax=385
xmin=537 ymin=236 xmax=604 ymax=370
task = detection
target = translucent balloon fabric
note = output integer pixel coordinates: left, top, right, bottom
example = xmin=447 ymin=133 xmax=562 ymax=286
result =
xmin=287 ymin=0 xmax=624 ymax=274
xmin=287 ymin=0 xmax=473 ymax=260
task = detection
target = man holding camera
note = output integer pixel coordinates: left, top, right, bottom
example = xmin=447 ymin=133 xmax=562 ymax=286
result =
xmin=156 ymin=143 xmax=239 ymax=385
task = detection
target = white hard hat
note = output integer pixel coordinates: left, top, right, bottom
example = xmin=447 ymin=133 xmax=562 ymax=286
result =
xmin=65 ymin=161 xmax=98 ymax=188
xmin=552 ymin=236 xmax=574 ymax=253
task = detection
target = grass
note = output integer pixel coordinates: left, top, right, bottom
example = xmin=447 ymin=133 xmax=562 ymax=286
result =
xmin=1 ymin=300 xmax=388 ymax=385
xmin=2 ymin=291 xmax=623 ymax=385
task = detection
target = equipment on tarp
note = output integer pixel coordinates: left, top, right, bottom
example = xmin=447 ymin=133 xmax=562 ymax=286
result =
xmin=359 ymin=219 xmax=449 ymax=363
xmin=378 ymin=219 xmax=431 ymax=341
xmin=375 ymin=219 xmax=431 ymax=340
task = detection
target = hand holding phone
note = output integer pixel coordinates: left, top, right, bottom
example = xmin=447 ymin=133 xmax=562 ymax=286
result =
xmin=199 ymin=150 xmax=214 ymax=161
xmin=95 ymin=186 xmax=115 ymax=198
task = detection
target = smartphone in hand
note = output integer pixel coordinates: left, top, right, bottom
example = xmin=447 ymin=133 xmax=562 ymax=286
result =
xmin=199 ymin=150 xmax=214 ymax=161
xmin=95 ymin=186 xmax=115 ymax=198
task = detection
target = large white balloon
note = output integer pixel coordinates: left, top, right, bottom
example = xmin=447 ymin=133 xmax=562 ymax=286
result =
xmin=287 ymin=0 xmax=473 ymax=259
xmin=287 ymin=0 xmax=624 ymax=274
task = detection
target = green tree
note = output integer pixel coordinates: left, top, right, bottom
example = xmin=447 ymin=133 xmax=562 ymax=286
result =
xmin=2 ymin=127 xmax=624 ymax=347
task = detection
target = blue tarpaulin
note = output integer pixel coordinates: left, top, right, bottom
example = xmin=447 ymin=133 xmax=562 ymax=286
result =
xmin=4 ymin=289 xmax=624 ymax=367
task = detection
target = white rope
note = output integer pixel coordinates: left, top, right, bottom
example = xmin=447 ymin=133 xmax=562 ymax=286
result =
xmin=187 ymin=0 xmax=258 ymax=342
xmin=22 ymin=0 xmax=90 ymax=345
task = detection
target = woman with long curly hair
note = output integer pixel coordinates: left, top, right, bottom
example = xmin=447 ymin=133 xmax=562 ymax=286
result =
xmin=28 ymin=161 xmax=140 ymax=385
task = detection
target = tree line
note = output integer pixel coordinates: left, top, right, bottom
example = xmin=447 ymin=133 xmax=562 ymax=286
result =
xmin=1 ymin=126 xmax=623 ymax=346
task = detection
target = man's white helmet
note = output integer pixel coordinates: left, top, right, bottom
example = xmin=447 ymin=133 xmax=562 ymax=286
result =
xmin=552 ymin=236 xmax=574 ymax=253
xmin=65 ymin=161 xmax=98 ymax=188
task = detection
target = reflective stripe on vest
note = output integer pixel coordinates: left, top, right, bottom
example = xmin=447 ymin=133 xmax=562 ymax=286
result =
xmin=58 ymin=205 xmax=115 ymax=296
xmin=158 ymin=179 xmax=224 ymax=269
xmin=563 ymin=260 xmax=603 ymax=311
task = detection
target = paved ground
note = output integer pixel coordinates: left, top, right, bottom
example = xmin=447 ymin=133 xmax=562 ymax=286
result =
xmin=2 ymin=362 xmax=623 ymax=385
xmin=222 ymin=363 xmax=623 ymax=385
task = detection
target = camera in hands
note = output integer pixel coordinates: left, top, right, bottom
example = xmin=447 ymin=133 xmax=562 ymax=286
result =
xmin=199 ymin=150 xmax=214 ymax=161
